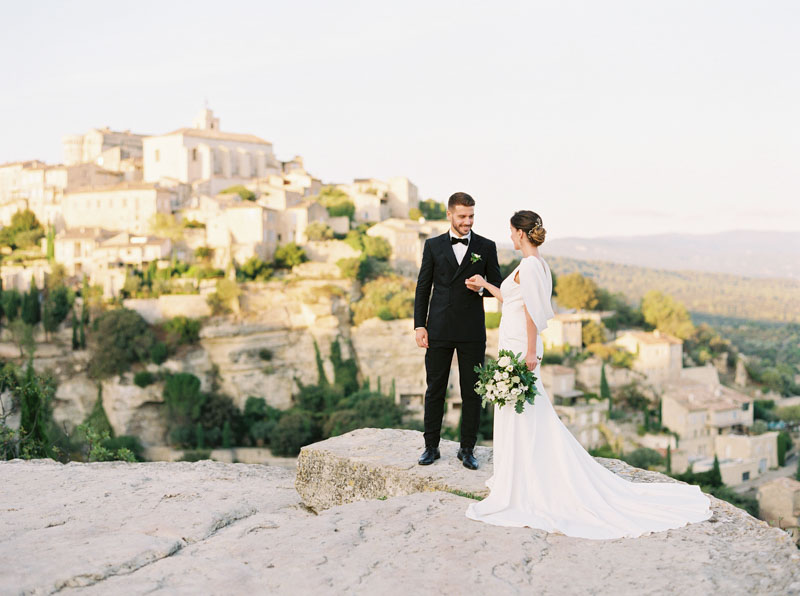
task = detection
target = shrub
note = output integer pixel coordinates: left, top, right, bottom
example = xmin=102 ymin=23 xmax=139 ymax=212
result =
xmin=219 ymin=185 xmax=256 ymax=202
xmin=134 ymin=371 xmax=156 ymax=388
xmin=88 ymin=308 xmax=156 ymax=379
xmin=316 ymin=186 xmax=355 ymax=220
xmin=306 ymin=222 xmax=334 ymax=241
xmin=1 ymin=289 xmax=22 ymax=321
xmin=274 ymin=243 xmax=308 ymax=269
xmin=258 ymin=348 xmax=273 ymax=361
xmin=619 ymin=447 xmax=664 ymax=469
xmin=237 ymin=256 xmax=273 ymax=282
xmin=352 ymin=276 xmax=415 ymax=324
xmin=180 ymin=449 xmax=212 ymax=462
xmin=150 ymin=341 xmax=168 ymax=364
xmin=581 ymin=320 xmax=606 ymax=347
xmin=163 ymin=315 xmax=202 ymax=347
xmin=270 ymin=409 xmax=317 ymax=456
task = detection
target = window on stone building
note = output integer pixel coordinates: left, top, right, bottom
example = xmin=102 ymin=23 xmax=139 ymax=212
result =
xmin=155 ymin=149 xmax=160 ymax=162
xmin=742 ymin=471 xmax=750 ymax=481
xmin=192 ymin=148 xmax=198 ymax=161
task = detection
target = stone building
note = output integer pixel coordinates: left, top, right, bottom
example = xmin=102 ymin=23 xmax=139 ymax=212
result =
xmin=541 ymin=313 xmax=584 ymax=351
xmin=0 ymin=161 xmax=122 ymax=228
xmin=143 ymin=109 xmax=280 ymax=195
xmin=365 ymin=218 xmax=449 ymax=275
xmin=615 ymin=329 xmax=683 ymax=386
xmin=63 ymin=127 xmax=144 ymax=167
xmin=62 ymin=182 xmax=175 ymax=235
xmin=337 ymin=177 xmax=419 ymax=222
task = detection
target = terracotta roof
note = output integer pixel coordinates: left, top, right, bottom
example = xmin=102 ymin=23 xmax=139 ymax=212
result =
xmin=159 ymin=127 xmax=271 ymax=145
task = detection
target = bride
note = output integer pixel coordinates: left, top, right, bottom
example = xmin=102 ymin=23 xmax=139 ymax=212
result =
xmin=463 ymin=210 xmax=712 ymax=540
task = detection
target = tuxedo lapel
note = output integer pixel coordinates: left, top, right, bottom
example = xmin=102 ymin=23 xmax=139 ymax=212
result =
xmin=451 ymin=233 xmax=480 ymax=281
xmin=440 ymin=233 xmax=459 ymax=272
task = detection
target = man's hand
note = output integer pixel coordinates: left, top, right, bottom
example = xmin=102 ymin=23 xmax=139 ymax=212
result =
xmin=415 ymin=327 xmax=429 ymax=349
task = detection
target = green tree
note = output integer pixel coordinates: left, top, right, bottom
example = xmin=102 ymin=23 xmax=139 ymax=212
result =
xmin=666 ymin=444 xmax=672 ymax=474
xmin=83 ymin=384 xmax=113 ymax=437
xmin=711 ymin=454 xmax=722 ymax=486
xmin=315 ymin=186 xmax=355 ymax=219
xmin=418 ymin=199 xmax=447 ymax=220
xmin=777 ymin=430 xmax=793 ymax=466
xmin=363 ymin=236 xmax=392 ymax=260
xmin=581 ymin=320 xmax=606 ymax=347
xmin=88 ymin=308 xmax=156 ymax=378
xmin=9 ymin=319 xmax=36 ymax=358
xmin=555 ymin=273 xmax=599 ymax=310
xmin=42 ymin=285 xmax=73 ymax=339
xmin=18 ymin=360 xmax=52 ymax=458
xmin=270 ymin=409 xmax=317 ymax=456
xmin=641 ymin=290 xmax=695 ymax=339
xmin=0 ymin=209 xmax=44 ymax=249
xmin=21 ymin=279 xmax=41 ymax=325
xmin=1 ymin=289 xmax=22 ymax=322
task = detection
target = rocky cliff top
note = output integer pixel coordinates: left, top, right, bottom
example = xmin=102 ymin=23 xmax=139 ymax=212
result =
xmin=2 ymin=428 xmax=799 ymax=595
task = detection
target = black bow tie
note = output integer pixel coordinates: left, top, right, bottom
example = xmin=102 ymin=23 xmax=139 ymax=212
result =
xmin=450 ymin=236 xmax=468 ymax=245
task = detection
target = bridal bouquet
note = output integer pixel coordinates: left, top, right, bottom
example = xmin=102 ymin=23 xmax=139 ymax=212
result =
xmin=473 ymin=350 xmax=539 ymax=413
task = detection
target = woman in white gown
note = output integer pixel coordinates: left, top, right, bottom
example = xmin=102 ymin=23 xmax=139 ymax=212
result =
xmin=463 ymin=210 xmax=712 ymax=540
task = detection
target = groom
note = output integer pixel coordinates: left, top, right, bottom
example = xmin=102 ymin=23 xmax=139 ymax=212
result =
xmin=414 ymin=192 xmax=502 ymax=470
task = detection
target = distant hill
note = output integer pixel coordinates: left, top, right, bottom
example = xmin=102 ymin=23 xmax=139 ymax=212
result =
xmin=540 ymin=255 xmax=800 ymax=324
xmin=537 ymin=230 xmax=800 ymax=280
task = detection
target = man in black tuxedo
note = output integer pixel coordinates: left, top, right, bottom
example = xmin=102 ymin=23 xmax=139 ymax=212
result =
xmin=414 ymin=192 xmax=502 ymax=469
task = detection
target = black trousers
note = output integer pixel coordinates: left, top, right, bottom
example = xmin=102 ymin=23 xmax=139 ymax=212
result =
xmin=423 ymin=339 xmax=485 ymax=449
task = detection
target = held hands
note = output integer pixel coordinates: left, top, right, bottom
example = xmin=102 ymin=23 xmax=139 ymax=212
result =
xmin=465 ymin=274 xmax=485 ymax=292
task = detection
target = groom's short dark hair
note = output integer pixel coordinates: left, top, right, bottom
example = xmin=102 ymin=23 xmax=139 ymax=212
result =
xmin=448 ymin=192 xmax=475 ymax=209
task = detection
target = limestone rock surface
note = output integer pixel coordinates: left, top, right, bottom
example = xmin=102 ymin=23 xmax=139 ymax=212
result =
xmin=2 ymin=429 xmax=800 ymax=595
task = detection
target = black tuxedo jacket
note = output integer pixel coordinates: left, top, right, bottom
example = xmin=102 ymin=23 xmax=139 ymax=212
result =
xmin=414 ymin=231 xmax=502 ymax=343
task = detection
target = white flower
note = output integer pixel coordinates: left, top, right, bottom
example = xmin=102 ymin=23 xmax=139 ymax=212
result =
xmin=497 ymin=356 xmax=511 ymax=368
xmin=493 ymin=371 xmax=502 ymax=381
xmin=512 ymin=388 xmax=521 ymax=395
xmin=511 ymin=376 xmax=520 ymax=384
xmin=506 ymin=365 xmax=513 ymax=373
xmin=502 ymin=372 xmax=509 ymax=379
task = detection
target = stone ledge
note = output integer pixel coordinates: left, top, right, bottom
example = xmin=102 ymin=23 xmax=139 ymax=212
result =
xmin=296 ymin=427 xmax=689 ymax=512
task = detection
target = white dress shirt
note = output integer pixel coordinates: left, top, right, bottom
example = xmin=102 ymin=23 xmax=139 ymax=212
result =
xmin=449 ymin=229 xmax=471 ymax=265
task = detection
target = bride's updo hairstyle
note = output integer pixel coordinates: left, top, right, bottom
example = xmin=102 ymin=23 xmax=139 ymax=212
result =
xmin=510 ymin=210 xmax=546 ymax=246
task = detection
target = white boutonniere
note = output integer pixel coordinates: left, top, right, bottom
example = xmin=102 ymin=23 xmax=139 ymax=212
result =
xmin=470 ymin=252 xmax=482 ymax=264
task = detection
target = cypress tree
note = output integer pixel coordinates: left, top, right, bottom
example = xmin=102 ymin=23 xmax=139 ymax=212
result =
xmin=195 ymin=423 xmax=205 ymax=449
xmin=666 ymin=444 xmax=672 ymax=474
xmin=711 ymin=454 xmax=722 ymax=486
xmin=79 ymin=316 xmax=86 ymax=349
xmin=600 ymin=364 xmax=611 ymax=413
xmin=71 ymin=308 xmax=79 ymax=350
xmin=313 ymin=340 xmax=328 ymax=386
xmin=18 ymin=360 xmax=50 ymax=458
xmin=222 ymin=420 xmax=232 ymax=448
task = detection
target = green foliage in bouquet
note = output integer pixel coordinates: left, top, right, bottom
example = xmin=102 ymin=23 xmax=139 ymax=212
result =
xmin=474 ymin=349 xmax=539 ymax=414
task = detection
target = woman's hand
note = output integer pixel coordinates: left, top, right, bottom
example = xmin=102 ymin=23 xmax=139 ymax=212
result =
xmin=465 ymin=274 xmax=485 ymax=292
xmin=526 ymin=350 xmax=541 ymax=371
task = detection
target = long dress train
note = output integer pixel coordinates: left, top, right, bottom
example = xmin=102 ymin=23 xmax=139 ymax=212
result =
xmin=465 ymin=255 xmax=712 ymax=539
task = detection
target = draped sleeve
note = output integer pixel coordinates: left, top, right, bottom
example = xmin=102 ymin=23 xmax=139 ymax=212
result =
xmin=519 ymin=256 xmax=555 ymax=332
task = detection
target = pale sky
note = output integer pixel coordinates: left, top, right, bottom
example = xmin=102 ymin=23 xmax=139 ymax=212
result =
xmin=1 ymin=0 xmax=798 ymax=241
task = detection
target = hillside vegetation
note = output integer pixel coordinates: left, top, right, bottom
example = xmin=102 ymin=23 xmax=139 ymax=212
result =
xmin=544 ymin=255 xmax=800 ymax=323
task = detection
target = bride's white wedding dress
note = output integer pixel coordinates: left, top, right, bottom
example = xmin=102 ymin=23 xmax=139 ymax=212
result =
xmin=465 ymin=255 xmax=712 ymax=539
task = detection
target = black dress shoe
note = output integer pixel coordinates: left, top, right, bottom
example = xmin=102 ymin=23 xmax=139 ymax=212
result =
xmin=418 ymin=447 xmax=441 ymax=465
xmin=457 ymin=447 xmax=479 ymax=470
